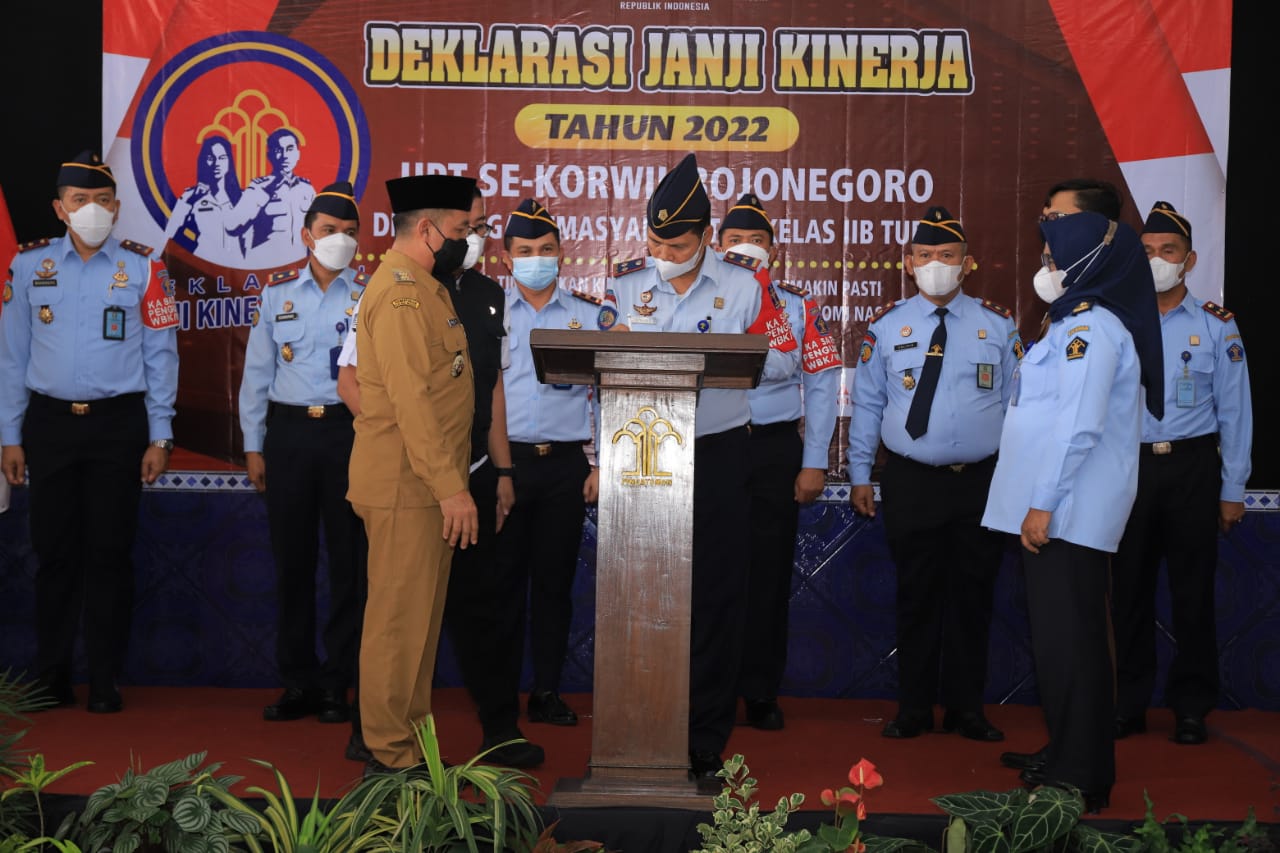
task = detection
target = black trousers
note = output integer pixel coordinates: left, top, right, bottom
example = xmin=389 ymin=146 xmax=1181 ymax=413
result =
xmin=737 ymin=421 xmax=802 ymax=702
xmin=445 ymin=447 xmax=589 ymax=737
xmin=262 ymin=408 xmax=365 ymax=692
xmin=24 ymin=392 xmax=147 ymax=691
xmin=1023 ymin=539 xmax=1115 ymax=792
xmin=879 ymin=452 xmax=1002 ymax=715
xmin=690 ymin=425 xmax=751 ymax=754
xmin=1112 ymin=437 xmax=1221 ymax=719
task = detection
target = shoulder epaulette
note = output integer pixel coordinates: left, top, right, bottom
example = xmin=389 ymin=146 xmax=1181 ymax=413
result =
xmin=1071 ymin=299 xmax=1094 ymax=315
xmin=119 ymin=239 xmax=154 ymax=257
xmin=571 ymin=289 xmax=603 ymax=305
xmin=869 ymin=301 xmax=903 ymax=324
xmin=722 ymin=251 xmax=761 ymax=272
xmin=1202 ymin=301 xmax=1235 ymax=322
xmin=980 ymin=298 xmax=1012 ymax=318
xmin=777 ymin=281 xmax=807 ymax=297
xmin=612 ymin=257 xmax=645 ymax=278
xmin=268 ymin=268 xmax=301 ymax=286
xmin=18 ymin=238 xmax=50 ymax=253
xmin=354 ymin=271 xmax=371 ymax=287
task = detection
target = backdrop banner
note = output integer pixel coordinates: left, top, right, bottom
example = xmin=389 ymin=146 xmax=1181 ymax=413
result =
xmin=102 ymin=0 xmax=1231 ymax=467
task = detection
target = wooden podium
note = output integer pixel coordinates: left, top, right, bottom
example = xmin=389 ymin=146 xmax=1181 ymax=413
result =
xmin=529 ymin=329 xmax=768 ymax=808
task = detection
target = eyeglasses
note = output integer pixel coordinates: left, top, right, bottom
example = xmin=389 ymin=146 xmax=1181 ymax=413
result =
xmin=1038 ymin=211 xmax=1074 ymax=223
xmin=1041 ymin=251 xmax=1054 ymax=269
xmin=467 ymin=223 xmax=493 ymax=238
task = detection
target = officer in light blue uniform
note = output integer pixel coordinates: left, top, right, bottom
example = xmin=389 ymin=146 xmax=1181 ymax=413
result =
xmin=848 ymin=206 xmax=1018 ymax=744
xmin=982 ymin=210 xmax=1165 ymax=812
xmin=0 ymin=150 xmax=179 ymax=713
xmin=714 ymin=194 xmax=840 ymax=732
xmin=1112 ymin=202 xmax=1253 ymax=746
xmin=597 ymin=153 xmax=800 ymax=782
xmin=238 ymin=181 xmax=368 ymax=727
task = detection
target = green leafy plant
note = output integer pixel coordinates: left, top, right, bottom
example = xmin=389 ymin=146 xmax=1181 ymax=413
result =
xmin=1131 ymin=792 xmax=1270 ymax=853
xmin=1 ymin=670 xmax=87 ymax=844
xmin=69 ymin=751 xmax=260 ymax=853
xmin=2 ymin=753 xmax=93 ymax=842
xmin=200 ymin=759 xmax=339 ymax=853
xmin=933 ymin=787 xmax=1137 ymax=853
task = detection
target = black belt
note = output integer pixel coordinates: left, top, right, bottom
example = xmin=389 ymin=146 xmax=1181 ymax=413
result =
xmin=1141 ymin=433 xmax=1217 ymax=456
xmin=695 ymin=424 xmax=750 ymax=444
xmin=748 ymin=419 xmax=800 ymax=438
xmin=509 ymin=440 xmax=587 ymax=460
xmin=887 ymin=450 xmax=996 ymax=473
xmin=28 ymin=391 xmax=144 ymax=416
xmin=268 ymin=402 xmax=352 ymax=421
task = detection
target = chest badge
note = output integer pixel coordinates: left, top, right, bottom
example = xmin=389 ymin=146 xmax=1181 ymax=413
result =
xmin=640 ymin=290 xmax=653 ymax=304
xmin=281 ymin=343 xmax=294 ymax=362
xmin=568 ymin=318 xmax=582 ymax=330
xmin=111 ymin=261 xmax=130 ymax=288
xmin=900 ymin=326 xmax=912 ymax=337
xmin=977 ymin=329 xmax=987 ymax=340
xmin=902 ymin=369 xmax=916 ymax=390
xmin=713 ymin=296 xmax=725 ymax=310
xmin=35 ymin=259 xmax=57 ymax=280
xmin=282 ymin=301 xmax=293 ymax=313
xmin=451 ymin=352 xmax=466 ymax=377
xmin=39 ymin=306 xmax=54 ymax=324
xmin=1189 ymin=335 xmax=1200 ymax=346
xmin=633 ymin=303 xmax=657 ymax=316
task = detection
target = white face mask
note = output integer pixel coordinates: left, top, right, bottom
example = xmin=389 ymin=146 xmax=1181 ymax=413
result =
xmin=912 ymin=260 xmax=963 ymax=297
xmin=725 ymin=242 xmax=770 ymax=265
xmin=1149 ymin=257 xmax=1185 ymax=292
xmin=67 ymin=202 xmax=115 ymax=247
xmin=462 ymin=233 xmax=484 ymax=270
xmin=311 ymin=233 xmax=358 ymax=271
xmin=1033 ymin=265 xmax=1068 ymax=303
xmin=654 ymin=236 xmax=707 ymax=282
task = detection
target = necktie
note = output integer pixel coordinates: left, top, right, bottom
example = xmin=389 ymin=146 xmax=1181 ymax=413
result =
xmin=905 ymin=307 xmax=948 ymax=439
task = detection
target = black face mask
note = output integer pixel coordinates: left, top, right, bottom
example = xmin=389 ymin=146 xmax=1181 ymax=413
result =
xmin=429 ymin=220 xmax=468 ymax=273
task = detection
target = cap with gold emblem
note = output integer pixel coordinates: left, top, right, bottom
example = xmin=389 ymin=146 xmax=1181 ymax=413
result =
xmin=308 ymin=181 xmax=360 ymax=221
xmin=647 ymin=153 xmax=710 ymax=239
xmin=721 ymin=192 xmax=772 ymax=238
xmin=504 ymin=198 xmax=559 ymax=240
xmin=912 ymin=206 xmax=965 ymax=245
xmin=1141 ymin=201 xmax=1191 ymax=241
xmin=56 ymin=150 xmax=115 ymax=190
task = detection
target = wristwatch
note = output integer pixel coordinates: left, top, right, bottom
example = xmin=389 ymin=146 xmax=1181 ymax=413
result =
xmin=150 ymin=439 xmax=175 ymax=452
xmin=494 ymin=467 xmax=515 ymax=478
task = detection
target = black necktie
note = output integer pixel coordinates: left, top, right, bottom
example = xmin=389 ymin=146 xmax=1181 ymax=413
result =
xmin=905 ymin=307 xmax=948 ymax=439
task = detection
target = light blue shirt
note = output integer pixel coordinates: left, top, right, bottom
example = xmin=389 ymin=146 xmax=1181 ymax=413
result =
xmin=504 ymin=285 xmax=594 ymax=443
xmin=602 ymin=251 xmax=800 ymax=437
xmin=1146 ymin=291 xmax=1252 ymax=502
xmin=238 ymin=262 xmax=364 ymax=452
xmin=0 ymin=234 xmax=179 ymax=444
xmin=748 ymin=284 xmax=840 ymax=469
xmin=982 ymin=304 xmax=1141 ymax=553
xmin=847 ymin=291 xmax=1020 ymax=483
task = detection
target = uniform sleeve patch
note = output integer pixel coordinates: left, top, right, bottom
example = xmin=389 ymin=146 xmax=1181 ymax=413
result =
xmin=859 ymin=329 xmax=877 ymax=363
xmin=571 ymin=288 xmax=603 ymax=305
xmin=722 ymin=251 xmax=761 ymax=271
xmin=18 ymin=238 xmax=50 ymax=253
xmin=268 ymin=268 xmax=301 ymax=286
xmin=1203 ymin=301 xmax=1235 ymax=322
xmin=1066 ymin=335 xmax=1088 ymax=360
xmin=1227 ymin=342 xmax=1245 ymax=362
xmin=612 ymin=257 xmax=645 ymax=278
xmin=980 ymin=298 xmax=1012 ymax=318
xmin=119 ymin=239 xmax=155 ymax=257
xmin=391 ymin=297 xmax=420 ymax=309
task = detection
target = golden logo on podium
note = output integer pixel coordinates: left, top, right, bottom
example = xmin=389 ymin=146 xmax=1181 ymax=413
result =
xmin=612 ymin=406 xmax=684 ymax=487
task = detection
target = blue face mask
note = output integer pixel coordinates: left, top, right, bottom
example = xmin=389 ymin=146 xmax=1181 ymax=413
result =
xmin=512 ymin=255 xmax=559 ymax=291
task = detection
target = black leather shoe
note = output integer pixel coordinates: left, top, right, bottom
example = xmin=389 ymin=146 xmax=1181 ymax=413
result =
xmin=881 ymin=713 xmax=932 ymax=739
xmin=479 ymin=730 xmax=545 ymax=769
xmin=527 ymin=689 xmax=578 ymax=726
xmin=1041 ymin=780 xmax=1111 ymax=814
xmin=1000 ymin=746 xmax=1048 ymax=772
xmin=317 ymin=689 xmax=350 ymax=724
xmin=1114 ymin=715 xmax=1147 ymax=739
xmin=942 ymin=709 xmax=1004 ymax=742
xmin=1019 ymin=766 xmax=1046 ymax=786
xmin=263 ymin=687 xmax=319 ymax=721
xmin=1172 ymin=715 xmax=1207 ymax=745
xmin=744 ymin=698 xmax=785 ymax=730
xmin=87 ymin=686 xmax=123 ymax=714
xmin=345 ymin=731 xmax=372 ymax=763
xmin=689 ymin=750 xmax=723 ymax=782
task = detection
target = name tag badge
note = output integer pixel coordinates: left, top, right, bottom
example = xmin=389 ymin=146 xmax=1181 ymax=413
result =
xmin=629 ymin=313 xmax=656 ymax=326
xmin=103 ymin=307 xmax=126 ymax=341
xmin=330 ymin=345 xmax=342 ymax=381
xmin=1175 ymin=376 xmax=1195 ymax=408
xmin=977 ymin=363 xmax=994 ymax=390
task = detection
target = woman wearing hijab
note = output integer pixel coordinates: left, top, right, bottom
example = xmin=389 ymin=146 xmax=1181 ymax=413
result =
xmin=982 ymin=210 xmax=1164 ymax=812
xmin=164 ymin=135 xmax=244 ymax=263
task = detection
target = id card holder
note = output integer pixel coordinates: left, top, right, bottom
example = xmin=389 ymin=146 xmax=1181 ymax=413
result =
xmin=977 ymin=363 xmax=994 ymax=390
xmin=330 ymin=345 xmax=342 ymax=381
xmin=103 ymin=307 xmax=126 ymax=341
xmin=1175 ymin=376 xmax=1195 ymax=408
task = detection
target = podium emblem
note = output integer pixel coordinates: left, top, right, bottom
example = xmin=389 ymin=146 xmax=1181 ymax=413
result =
xmin=613 ymin=406 xmax=684 ymax=487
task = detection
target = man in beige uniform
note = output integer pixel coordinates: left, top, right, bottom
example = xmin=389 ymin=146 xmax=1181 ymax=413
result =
xmin=347 ymin=174 xmax=480 ymax=773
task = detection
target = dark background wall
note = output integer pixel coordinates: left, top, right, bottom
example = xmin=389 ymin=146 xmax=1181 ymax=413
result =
xmin=2 ymin=3 xmax=1271 ymax=486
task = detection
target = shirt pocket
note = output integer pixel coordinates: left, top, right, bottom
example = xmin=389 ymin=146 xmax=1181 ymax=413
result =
xmin=967 ymin=342 xmax=1005 ymax=392
xmin=1015 ymin=339 xmax=1053 ymax=404
xmin=1188 ymin=351 xmax=1215 ymax=401
xmin=271 ymin=317 xmax=309 ymax=361
xmin=888 ymin=347 xmax=926 ymax=378
xmin=104 ymin=283 xmax=141 ymax=309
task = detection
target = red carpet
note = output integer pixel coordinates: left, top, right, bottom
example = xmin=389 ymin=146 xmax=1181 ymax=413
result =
xmin=22 ymin=688 xmax=1279 ymax=825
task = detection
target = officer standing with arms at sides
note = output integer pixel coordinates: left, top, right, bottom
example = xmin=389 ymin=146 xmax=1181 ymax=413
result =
xmin=0 ymin=150 xmax=179 ymax=712
xmin=601 ymin=153 xmax=801 ymax=781
xmin=983 ymin=210 xmax=1164 ymax=812
xmin=1111 ymin=202 xmax=1251 ymax=746
xmin=716 ymin=193 xmax=841 ymax=731
xmin=347 ymin=174 xmax=479 ymax=774
xmin=238 ymin=182 xmax=368 ymax=725
xmin=847 ymin=207 xmax=1018 ymax=742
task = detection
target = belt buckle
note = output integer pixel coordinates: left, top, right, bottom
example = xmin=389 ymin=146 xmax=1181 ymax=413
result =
xmin=1152 ymin=441 xmax=1172 ymax=455
xmin=534 ymin=443 xmax=552 ymax=457
xmin=71 ymin=402 xmax=90 ymax=416
xmin=307 ymin=405 xmax=326 ymax=419
xmin=948 ymin=463 xmax=966 ymax=473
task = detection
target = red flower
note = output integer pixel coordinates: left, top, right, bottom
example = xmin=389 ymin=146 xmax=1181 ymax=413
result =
xmin=821 ymin=788 xmax=837 ymax=807
xmin=856 ymin=799 xmax=867 ymax=821
xmin=848 ymin=758 xmax=883 ymax=790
